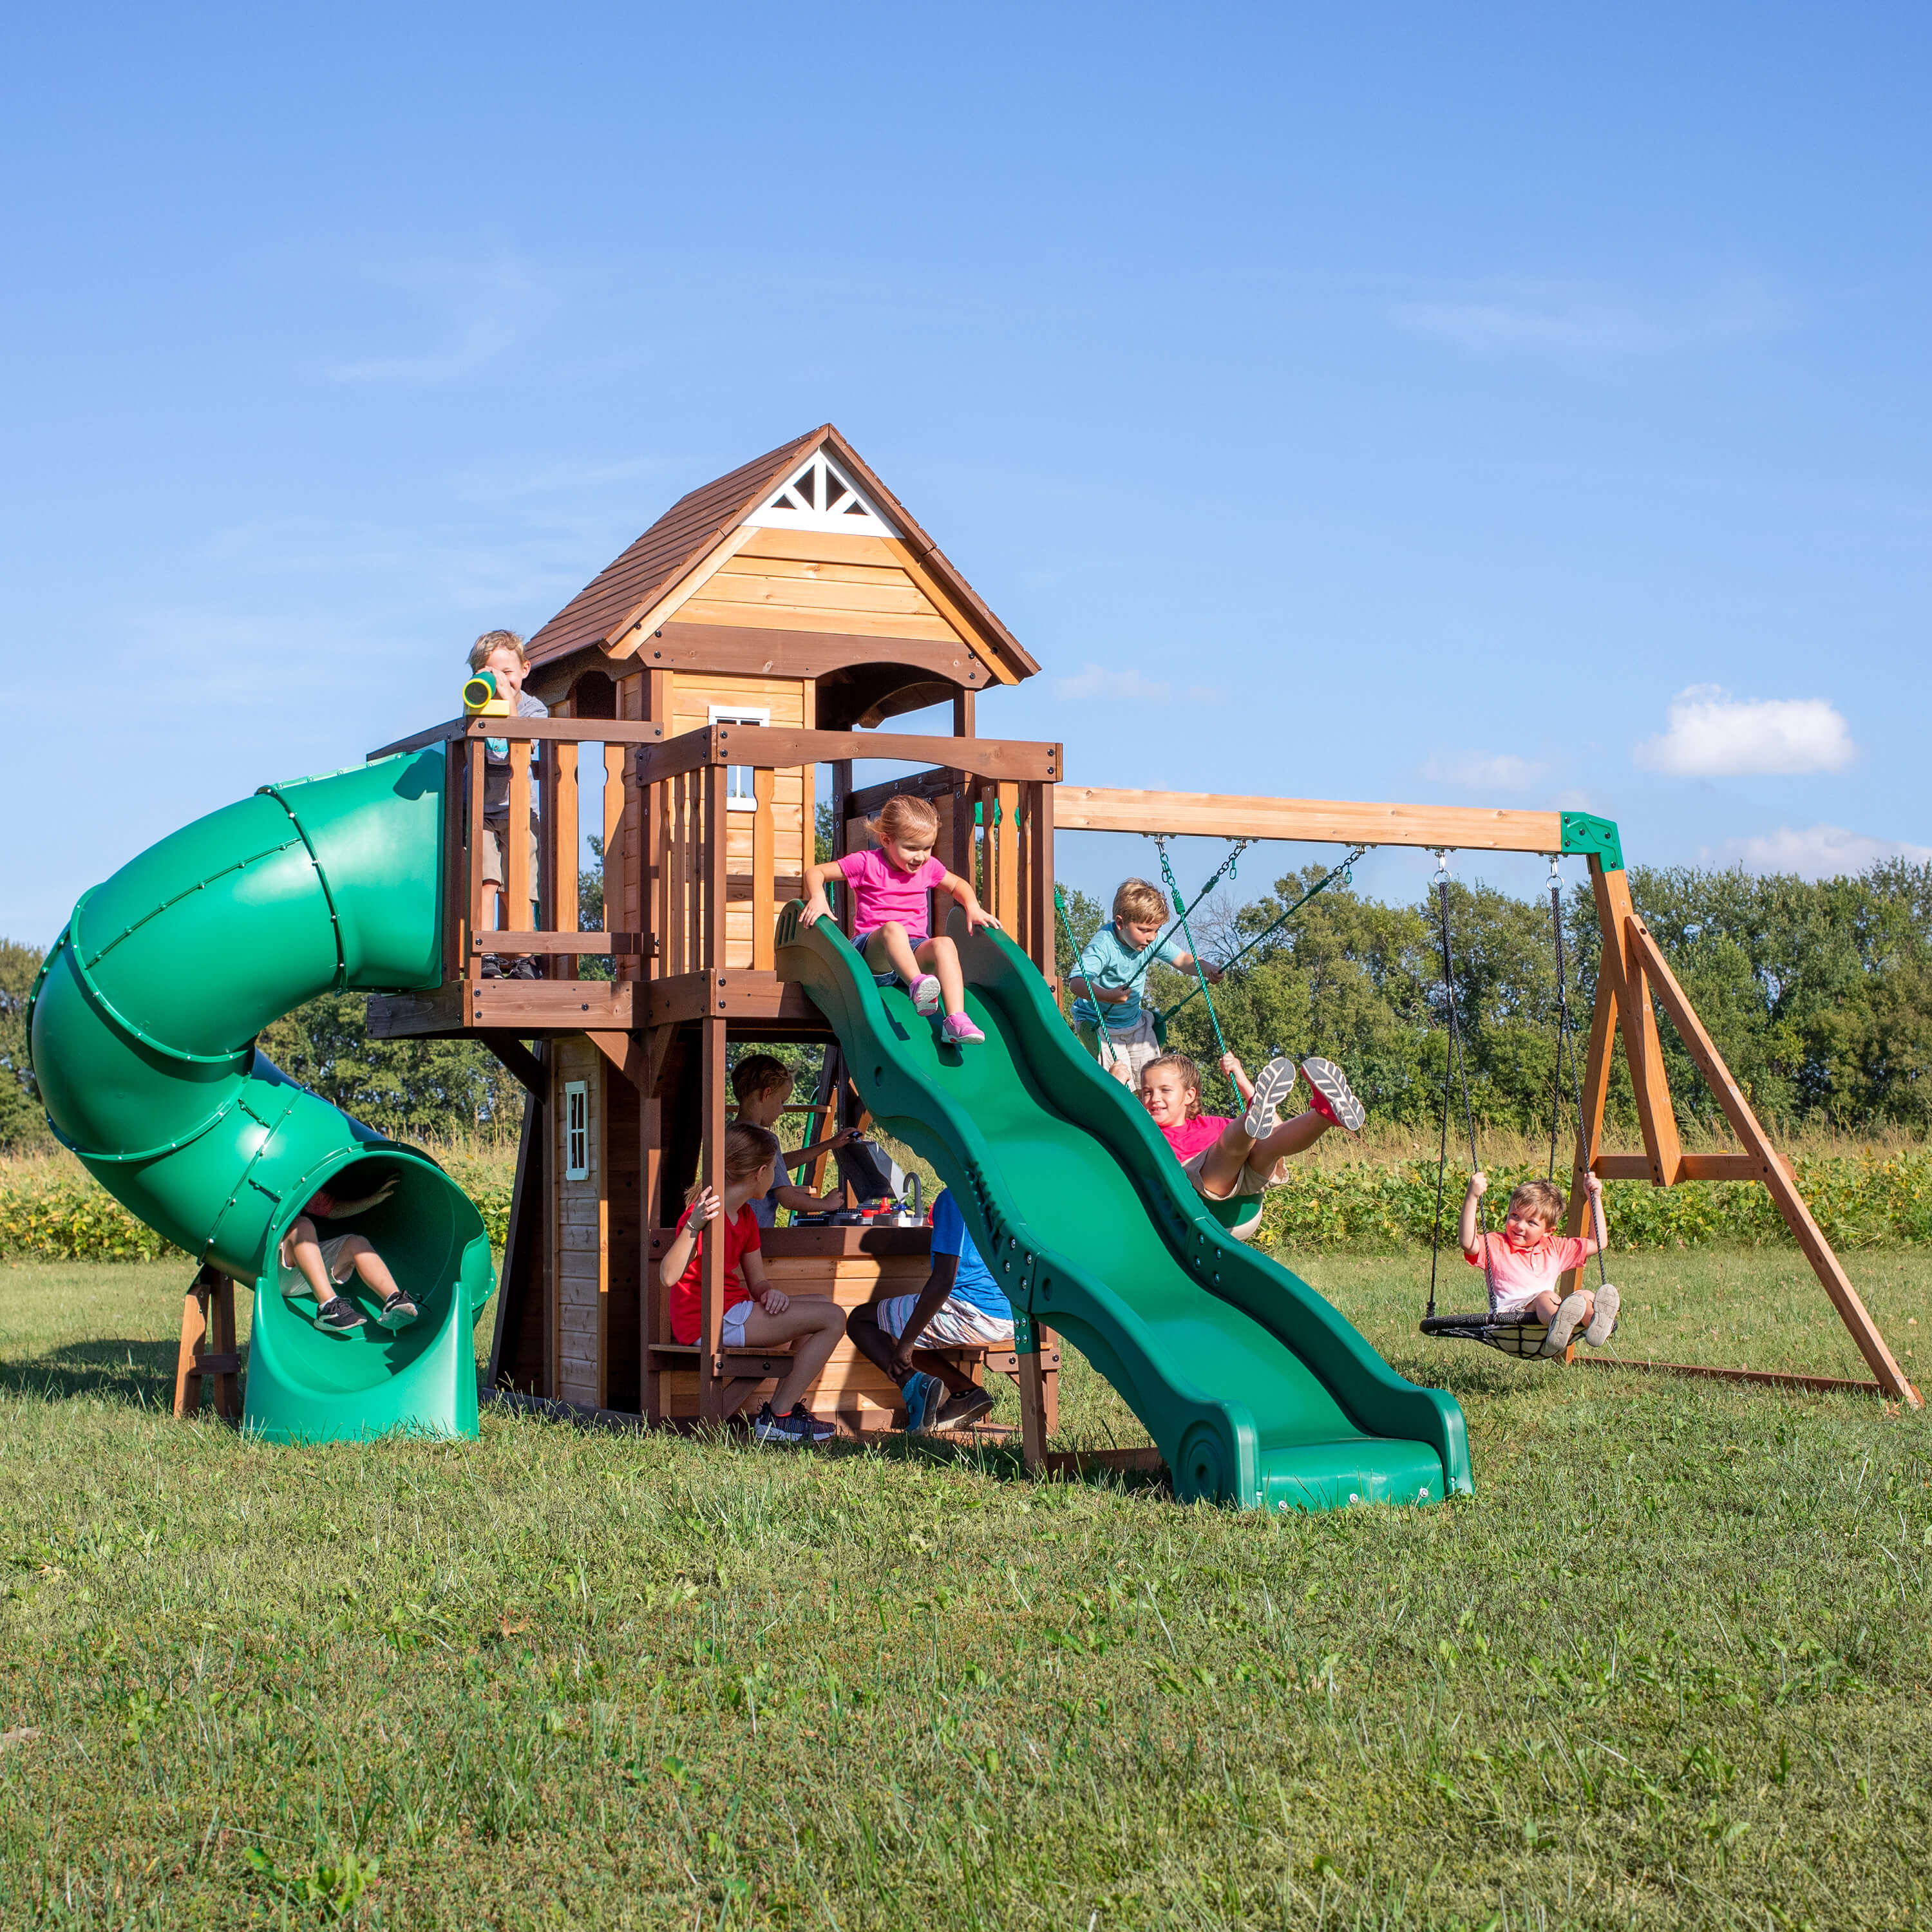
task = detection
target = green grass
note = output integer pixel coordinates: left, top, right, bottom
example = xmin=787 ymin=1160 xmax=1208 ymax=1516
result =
xmin=1 ymin=1254 xmax=1928 ymax=1929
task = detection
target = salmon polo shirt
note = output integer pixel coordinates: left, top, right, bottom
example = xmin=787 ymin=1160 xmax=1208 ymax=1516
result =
xmin=1465 ymin=1230 xmax=1593 ymax=1315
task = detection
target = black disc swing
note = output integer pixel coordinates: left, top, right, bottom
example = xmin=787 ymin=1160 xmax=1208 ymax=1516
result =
xmin=1418 ymin=853 xmax=1616 ymax=1362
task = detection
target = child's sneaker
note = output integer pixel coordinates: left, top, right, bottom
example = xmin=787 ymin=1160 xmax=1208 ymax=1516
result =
xmin=752 ymin=1401 xmax=808 ymax=1445
xmin=1542 ymin=1291 xmax=1589 ymax=1357
xmin=1583 ymin=1283 xmax=1620 ymax=1347
xmin=375 ymin=1289 xmax=419 ymax=1330
xmin=1242 ymin=1057 xmax=1299 ymax=1141
xmin=942 ymin=1012 xmax=985 ymax=1045
xmin=788 ymin=1403 xmax=835 ymax=1443
xmin=1300 ymin=1057 xmax=1366 ymax=1133
xmin=934 ymin=1384 xmax=994 ymax=1431
xmin=314 ymin=1296 xmax=366 ymax=1334
xmin=901 ymin=1370 xmax=943 ymax=1434
xmin=909 ymin=973 xmax=942 ymax=1016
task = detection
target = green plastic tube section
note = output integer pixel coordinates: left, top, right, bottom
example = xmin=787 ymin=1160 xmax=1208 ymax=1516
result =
xmin=28 ymin=750 xmax=495 ymax=1442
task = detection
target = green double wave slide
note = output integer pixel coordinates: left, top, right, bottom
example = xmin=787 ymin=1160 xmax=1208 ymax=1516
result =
xmin=777 ymin=905 xmax=1472 ymax=1511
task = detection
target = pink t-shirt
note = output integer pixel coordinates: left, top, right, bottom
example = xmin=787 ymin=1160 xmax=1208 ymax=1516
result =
xmin=1466 ymin=1231 xmax=1593 ymax=1317
xmin=1159 ymin=1114 xmax=1231 ymax=1163
xmin=839 ymin=848 xmax=948 ymax=943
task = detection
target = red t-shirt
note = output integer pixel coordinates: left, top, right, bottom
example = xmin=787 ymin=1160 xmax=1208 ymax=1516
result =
xmin=668 ymin=1202 xmax=763 ymax=1345
xmin=1159 ymin=1114 xmax=1231 ymax=1163
xmin=304 ymin=1188 xmax=339 ymax=1218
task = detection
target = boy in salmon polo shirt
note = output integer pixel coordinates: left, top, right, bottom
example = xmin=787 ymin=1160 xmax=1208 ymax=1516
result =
xmin=1459 ymin=1171 xmax=1618 ymax=1357
xmin=800 ymin=794 xmax=1000 ymax=1045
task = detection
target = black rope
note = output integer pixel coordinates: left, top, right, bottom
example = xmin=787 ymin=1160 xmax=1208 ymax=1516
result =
xmin=1548 ymin=873 xmax=1609 ymax=1289
xmin=1427 ymin=863 xmax=1495 ymax=1318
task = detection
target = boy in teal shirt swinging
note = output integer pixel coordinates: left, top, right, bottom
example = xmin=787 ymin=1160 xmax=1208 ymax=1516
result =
xmin=1068 ymin=878 xmax=1222 ymax=1084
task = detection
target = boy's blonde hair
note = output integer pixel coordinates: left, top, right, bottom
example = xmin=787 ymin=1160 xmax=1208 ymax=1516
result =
xmin=731 ymin=1054 xmax=793 ymax=1105
xmin=875 ymin=794 xmax=940 ymax=850
xmin=1141 ymin=1052 xmax=1204 ymax=1119
xmin=687 ymin=1122 xmax=782 ymax=1205
xmin=1507 ymin=1179 xmax=1566 ymax=1230
xmin=1113 ymin=878 xmax=1168 ymax=927
xmin=468 ymin=628 xmax=529 ymax=672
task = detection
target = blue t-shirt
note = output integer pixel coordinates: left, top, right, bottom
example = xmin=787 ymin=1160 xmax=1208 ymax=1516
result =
xmin=929 ymin=1189 xmax=1009 ymax=1319
xmin=1070 ymin=920 xmax=1188 ymax=1030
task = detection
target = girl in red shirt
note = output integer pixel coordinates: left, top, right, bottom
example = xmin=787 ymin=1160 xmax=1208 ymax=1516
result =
xmin=658 ymin=1122 xmax=846 ymax=1444
xmin=1139 ymin=1050 xmax=1365 ymax=1242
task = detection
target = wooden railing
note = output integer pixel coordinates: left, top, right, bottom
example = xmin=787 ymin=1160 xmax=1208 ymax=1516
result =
xmin=368 ymin=717 xmax=1063 ymax=994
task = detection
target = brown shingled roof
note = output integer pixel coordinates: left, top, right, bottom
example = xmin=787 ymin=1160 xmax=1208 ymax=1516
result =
xmin=526 ymin=424 xmax=1037 ymax=682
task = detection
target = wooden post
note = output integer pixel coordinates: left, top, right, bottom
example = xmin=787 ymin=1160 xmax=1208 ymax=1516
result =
xmin=552 ymin=739 xmax=580 ymax=980
xmin=831 ymin=758 xmax=854 ymax=939
xmin=699 ymin=1013 xmax=728 ymax=1423
xmin=1626 ymin=918 xmax=1918 ymax=1406
xmin=506 ymin=738 xmax=533 ymax=937
xmin=174 ymin=1265 xmax=240 ymax=1421
xmin=1016 ymin=1318 xmax=1053 ymax=1473
xmin=952 ymin=688 xmax=976 ymax=738
xmin=1026 ymin=778 xmax=1056 ymax=981
xmin=992 ymin=781 xmax=1021 ymax=931
xmin=466 ymin=738 xmax=488 ymax=963
xmin=751 ymin=766 xmax=776 ymax=971
xmin=1591 ymin=863 xmax=1681 ymax=1185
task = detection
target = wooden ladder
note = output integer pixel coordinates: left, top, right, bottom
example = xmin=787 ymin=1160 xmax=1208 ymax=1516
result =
xmin=175 ymin=1264 xmax=243 ymax=1421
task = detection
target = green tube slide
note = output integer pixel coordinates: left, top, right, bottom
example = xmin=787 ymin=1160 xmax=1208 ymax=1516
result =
xmin=28 ymin=750 xmax=495 ymax=1443
xmin=777 ymin=905 xmax=1472 ymax=1511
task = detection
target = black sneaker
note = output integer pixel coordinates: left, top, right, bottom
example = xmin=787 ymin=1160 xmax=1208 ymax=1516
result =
xmin=934 ymin=1385 xmax=994 ymax=1431
xmin=480 ymin=956 xmax=504 ymax=979
xmin=375 ymin=1290 xmax=419 ymax=1330
xmin=787 ymin=1403 xmax=835 ymax=1443
xmin=1300 ymin=1057 xmax=1366 ymax=1133
xmin=752 ymin=1402 xmax=810 ymax=1445
xmin=315 ymin=1296 xmax=366 ymax=1334
xmin=507 ymin=958 xmax=540 ymax=981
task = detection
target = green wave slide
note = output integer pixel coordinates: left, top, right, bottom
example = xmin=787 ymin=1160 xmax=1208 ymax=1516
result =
xmin=28 ymin=751 xmax=495 ymax=1443
xmin=777 ymin=905 xmax=1472 ymax=1511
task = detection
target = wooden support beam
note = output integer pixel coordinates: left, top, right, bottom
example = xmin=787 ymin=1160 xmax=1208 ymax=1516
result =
xmin=1592 ymin=864 xmax=1681 ymax=1186
xmin=635 ymin=726 xmax=1061 ymax=789
xmin=751 ymin=767 xmax=777 ymax=971
xmin=585 ymin=1030 xmax=650 ymax=1094
xmin=174 ymin=1265 xmax=241 ymax=1421
xmin=478 ymin=1032 xmax=546 ymax=1099
xmin=1056 ymin=787 xmax=1563 ymax=852
xmin=1625 ymin=916 xmax=1918 ymax=1407
xmin=1576 ymin=1356 xmax=1901 ymax=1399
xmin=699 ymin=1013 xmax=728 ymax=1423
xmin=1593 ymin=1151 xmax=1792 ymax=1182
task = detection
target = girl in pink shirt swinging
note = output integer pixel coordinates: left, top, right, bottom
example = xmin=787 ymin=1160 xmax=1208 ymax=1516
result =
xmin=1460 ymin=1172 xmax=1619 ymax=1356
xmin=800 ymin=794 xmax=1000 ymax=1045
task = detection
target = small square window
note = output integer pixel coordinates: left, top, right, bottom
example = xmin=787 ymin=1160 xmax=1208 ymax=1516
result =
xmin=708 ymin=705 xmax=772 ymax=811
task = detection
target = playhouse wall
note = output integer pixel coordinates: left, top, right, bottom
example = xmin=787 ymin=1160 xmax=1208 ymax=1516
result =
xmin=549 ymin=1039 xmax=641 ymax=1412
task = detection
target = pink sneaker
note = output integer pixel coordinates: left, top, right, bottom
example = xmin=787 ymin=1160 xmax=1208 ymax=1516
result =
xmin=942 ymin=1011 xmax=985 ymax=1045
xmin=909 ymin=973 xmax=942 ymax=1015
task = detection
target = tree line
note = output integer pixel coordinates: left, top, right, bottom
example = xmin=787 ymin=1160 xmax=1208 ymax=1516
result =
xmin=1057 ymin=858 xmax=1932 ymax=1137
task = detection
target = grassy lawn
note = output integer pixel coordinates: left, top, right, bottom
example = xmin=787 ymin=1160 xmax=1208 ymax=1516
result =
xmin=1 ymin=1253 xmax=1927 ymax=1929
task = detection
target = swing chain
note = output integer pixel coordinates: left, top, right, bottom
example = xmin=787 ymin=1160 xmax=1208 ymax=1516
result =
xmin=1154 ymin=838 xmax=1235 ymax=1091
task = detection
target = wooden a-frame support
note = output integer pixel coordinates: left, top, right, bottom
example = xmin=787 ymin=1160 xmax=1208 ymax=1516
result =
xmin=1560 ymin=859 xmax=1920 ymax=1408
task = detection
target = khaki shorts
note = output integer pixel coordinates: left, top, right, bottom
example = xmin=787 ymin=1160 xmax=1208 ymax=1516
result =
xmin=1077 ymin=1009 xmax=1163 ymax=1082
xmin=1181 ymin=1144 xmax=1288 ymax=1244
xmin=278 ymin=1232 xmax=359 ymax=1301
xmin=480 ymin=815 xmax=540 ymax=891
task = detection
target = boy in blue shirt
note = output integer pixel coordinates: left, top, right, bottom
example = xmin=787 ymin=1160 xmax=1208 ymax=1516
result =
xmin=1068 ymin=878 xmax=1222 ymax=1084
xmin=847 ymin=1189 xmax=1011 ymax=1432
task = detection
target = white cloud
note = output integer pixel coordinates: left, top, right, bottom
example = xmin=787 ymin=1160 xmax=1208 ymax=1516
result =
xmin=1052 ymin=664 xmax=1223 ymax=704
xmin=1721 ymin=824 xmax=1932 ymax=880
xmin=1392 ymin=280 xmax=1785 ymax=359
xmin=1634 ymin=685 xmax=1855 ymax=777
xmin=1421 ymin=752 xmax=1544 ymax=792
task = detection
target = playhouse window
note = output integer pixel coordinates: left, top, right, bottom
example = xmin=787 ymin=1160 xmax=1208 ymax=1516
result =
xmin=564 ymin=1081 xmax=589 ymax=1180
xmin=708 ymin=705 xmax=771 ymax=811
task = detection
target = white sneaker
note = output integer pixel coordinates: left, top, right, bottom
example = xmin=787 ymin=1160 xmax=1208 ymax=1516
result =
xmin=1542 ymin=1291 xmax=1589 ymax=1358
xmin=1584 ymin=1283 xmax=1620 ymax=1347
xmin=1242 ymin=1057 xmax=1299 ymax=1141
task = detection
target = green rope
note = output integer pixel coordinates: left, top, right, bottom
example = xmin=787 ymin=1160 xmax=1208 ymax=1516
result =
xmin=1159 ymin=844 xmax=1367 ymax=1027
xmin=1156 ymin=838 xmax=1233 ymax=1092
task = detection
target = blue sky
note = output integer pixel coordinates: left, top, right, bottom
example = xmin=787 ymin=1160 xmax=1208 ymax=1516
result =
xmin=5 ymin=3 xmax=1927 ymax=942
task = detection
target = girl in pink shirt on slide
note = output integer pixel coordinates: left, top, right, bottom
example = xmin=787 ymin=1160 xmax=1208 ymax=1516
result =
xmin=800 ymin=794 xmax=1001 ymax=1045
xmin=1460 ymin=1171 xmax=1618 ymax=1357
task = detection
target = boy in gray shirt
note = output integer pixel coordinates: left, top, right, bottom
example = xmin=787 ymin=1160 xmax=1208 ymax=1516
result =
xmin=468 ymin=629 xmax=549 ymax=980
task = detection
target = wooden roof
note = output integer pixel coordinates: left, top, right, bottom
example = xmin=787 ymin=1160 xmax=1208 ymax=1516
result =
xmin=526 ymin=424 xmax=1037 ymax=686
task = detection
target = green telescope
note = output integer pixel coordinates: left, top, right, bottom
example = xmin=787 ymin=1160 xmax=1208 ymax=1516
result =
xmin=463 ymin=670 xmax=509 ymax=717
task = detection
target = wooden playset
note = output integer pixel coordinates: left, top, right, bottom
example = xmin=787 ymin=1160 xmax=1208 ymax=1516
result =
xmin=348 ymin=423 xmax=1917 ymax=1438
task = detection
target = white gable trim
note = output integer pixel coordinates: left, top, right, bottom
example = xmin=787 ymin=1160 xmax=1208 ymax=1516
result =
xmin=744 ymin=450 xmax=900 ymax=536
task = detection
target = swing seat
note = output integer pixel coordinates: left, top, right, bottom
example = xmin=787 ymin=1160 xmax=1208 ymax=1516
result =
xmin=1419 ymin=1314 xmax=1576 ymax=1364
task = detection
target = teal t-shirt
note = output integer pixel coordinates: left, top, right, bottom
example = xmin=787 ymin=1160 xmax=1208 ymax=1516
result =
xmin=1070 ymin=922 xmax=1188 ymax=1030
